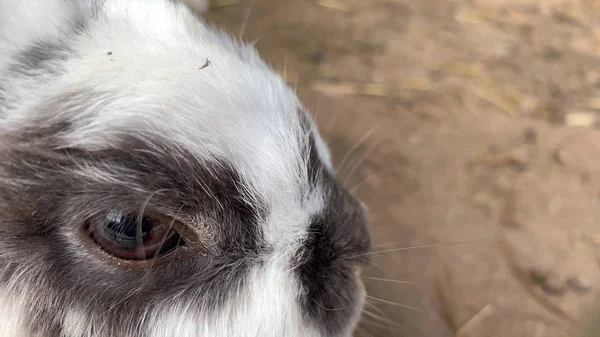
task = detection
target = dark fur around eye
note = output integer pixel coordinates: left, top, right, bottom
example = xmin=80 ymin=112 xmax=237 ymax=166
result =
xmin=0 ymin=124 xmax=270 ymax=335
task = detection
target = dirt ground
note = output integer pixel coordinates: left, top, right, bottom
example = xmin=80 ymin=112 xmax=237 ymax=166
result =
xmin=202 ymin=0 xmax=600 ymax=336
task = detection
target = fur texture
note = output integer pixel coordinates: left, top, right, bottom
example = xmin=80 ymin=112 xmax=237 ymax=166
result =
xmin=0 ymin=1 xmax=370 ymax=336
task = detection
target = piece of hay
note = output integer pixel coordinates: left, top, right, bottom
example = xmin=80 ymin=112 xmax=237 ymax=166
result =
xmin=456 ymin=304 xmax=496 ymax=337
xmin=473 ymin=84 xmax=519 ymax=117
xmin=311 ymin=80 xmax=389 ymax=97
xmin=213 ymin=0 xmax=240 ymax=7
xmin=565 ymin=111 xmax=597 ymax=128
xmin=314 ymin=0 xmax=350 ymax=12
xmin=468 ymin=149 xmax=530 ymax=168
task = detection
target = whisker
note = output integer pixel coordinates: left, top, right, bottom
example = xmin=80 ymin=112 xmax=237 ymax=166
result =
xmin=144 ymin=205 xmax=184 ymax=277
xmin=136 ymin=189 xmax=165 ymax=221
xmin=355 ymin=325 xmax=376 ymax=337
xmin=293 ymin=73 xmax=299 ymax=93
xmin=361 ymin=310 xmax=405 ymax=329
xmin=347 ymin=238 xmax=492 ymax=260
xmin=342 ymin=136 xmax=383 ymax=185
xmin=363 ymin=276 xmax=415 ymax=285
xmin=136 ymin=189 xmax=166 ymax=259
xmin=360 ymin=314 xmax=399 ymax=331
xmin=371 ymin=241 xmax=419 ymax=249
xmin=310 ymin=97 xmax=322 ymax=124
xmin=249 ymin=38 xmax=260 ymax=46
xmin=282 ymin=54 xmax=288 ymax=84
xmin=363 ymin=301 xmax=405 ymax=329
xmin=239 ymin=0 xmax=255 ymax=38
xmin=367 ymin=295 xmax=423 ymax=312
xmin=312 ymin=298 xmax=347 ymax=311
xmin=369 ymin=260 xmax=383 ymax=269
xmin=349 ymin=168 xmax=397 ymax=193
xmin=360 ymin=301 xmax=400 ymax=335
xmin=336 ymin=125 xmax=378 ymax=176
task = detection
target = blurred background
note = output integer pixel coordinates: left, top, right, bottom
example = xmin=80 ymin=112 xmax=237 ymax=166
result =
xmin=201 ymin=0 xmax=600 ymax=336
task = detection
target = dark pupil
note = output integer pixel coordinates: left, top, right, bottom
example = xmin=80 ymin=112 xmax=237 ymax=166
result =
xmin=105 ymin=213 xmax=153 ymax=249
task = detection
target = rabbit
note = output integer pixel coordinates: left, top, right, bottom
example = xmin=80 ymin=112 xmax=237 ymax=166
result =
xmin=0 ymin=1 xmax=371 ymax=337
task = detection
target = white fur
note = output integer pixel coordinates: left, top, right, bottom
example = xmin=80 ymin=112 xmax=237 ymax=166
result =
xmin=0 ymin=265 xmax=48 ymax=337
xmin=147 ymin=261 xmax=320 ymax=337
xmin=0 ymin=291 xmax=27 ymax=337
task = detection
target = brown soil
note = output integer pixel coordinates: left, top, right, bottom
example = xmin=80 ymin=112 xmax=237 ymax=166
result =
xmin=203 ymin=0 xmax=600 ymax=336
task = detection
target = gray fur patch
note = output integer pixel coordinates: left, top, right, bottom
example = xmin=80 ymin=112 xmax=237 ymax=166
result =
xmin=0 ymin=40 xmax=73 ymax=116
xmin=0 ymin=105 xmax=268 ymax=336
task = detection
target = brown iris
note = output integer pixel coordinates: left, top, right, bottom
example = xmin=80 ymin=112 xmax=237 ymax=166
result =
xmin=89 ymin=211 xmax=183 ymax=260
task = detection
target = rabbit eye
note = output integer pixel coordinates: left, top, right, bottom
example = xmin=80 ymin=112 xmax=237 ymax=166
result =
xmin=89 ymin=211 xmax=183 ymax=260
